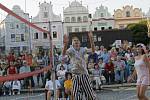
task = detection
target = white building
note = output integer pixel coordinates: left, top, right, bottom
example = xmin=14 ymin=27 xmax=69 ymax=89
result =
xmin=0 ymin=5 xmax=30 ymax=54
xmin=92 ymin=5 xmax=114 ymax=31
xmin=32 ymin=1 xmax=63 ymax=51
xmin=146 ymin=8 xmax=150 ymax=18
xmin=63 ymin=1 xmax=90 ymax=34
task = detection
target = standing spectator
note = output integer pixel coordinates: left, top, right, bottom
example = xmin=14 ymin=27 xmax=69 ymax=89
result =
xmin=7 ymin=52 xmax=15 ymax=64
xmin=100 ymin=48 xmax=110 ymax=64
xmin=19 ymin=61 xmax=31 ymax=89
xmin=56 ymin=60 xmax=68 ymax=71
xmin=114 ymin=56 xmax=126 ymax=83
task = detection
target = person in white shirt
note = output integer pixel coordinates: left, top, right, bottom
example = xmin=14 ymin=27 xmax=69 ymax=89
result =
xmin=57 ymin=65 xmax=67 ymax=88
xmin=3 ymin=81 xmax=12 ymax=95
xmin=45 ymin=76 xmax=61 ymax=100
xmin=12 ymin=80 xmax=21 ymax=95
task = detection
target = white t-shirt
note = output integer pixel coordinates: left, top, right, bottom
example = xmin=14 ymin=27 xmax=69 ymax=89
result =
xmin=45 ymin=80 xmax=61 ymax=90
xmin=57 ymin=70 xmax=67 ymax=79
xmin=12 ymin=80 xmax=21 ymax=90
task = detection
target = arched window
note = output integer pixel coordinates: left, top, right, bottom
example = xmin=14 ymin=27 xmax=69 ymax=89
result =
xmin=83 ymin=16 xmax=88 ymax=22
xmin=126 ymin=11 xmax=130 ymax=17
xmin=71 ymin=17 xmax=76 ymax=22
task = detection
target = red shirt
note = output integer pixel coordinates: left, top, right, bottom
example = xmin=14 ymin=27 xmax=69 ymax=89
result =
xmin=8 ymin=66 xmax=17 ymax=75
xmin=105 ymin=63 xmax=114 ymax=73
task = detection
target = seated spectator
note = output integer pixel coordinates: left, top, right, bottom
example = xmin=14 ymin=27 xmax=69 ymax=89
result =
xmin=64 ymin=72 xmax=72 ymax=99
xmin=3 ymin=81 xmax=12 ymax=95
xmin=57 ymin=65 xmax=67 ymax=88
xmin=0 ymin=63 xmax=4 ymax=76
xmin=45 ymin=76 xmax=61 ymax=100
xmin=104 ymin=60 xmax=115 ymax=84
xmin=7 ymin=62 xmax=17 ymax=75
xmin=12 ymin=80 xmax=21 ymax=95
xmin=91 ymin=64 xmax=102 ymax=90
xmin=87 ymin=59 xmax=95 ymax=75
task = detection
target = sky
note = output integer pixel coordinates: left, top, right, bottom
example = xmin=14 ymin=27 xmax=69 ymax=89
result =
xmin=0 ymin=0 xmax=150 ymax=20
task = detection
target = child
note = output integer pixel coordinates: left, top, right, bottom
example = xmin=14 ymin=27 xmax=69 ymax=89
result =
xmin=64 ymin=72 xmax=72 ymax=100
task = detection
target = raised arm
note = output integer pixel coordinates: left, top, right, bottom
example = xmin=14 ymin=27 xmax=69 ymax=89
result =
xmin=88 ymin=31 xmax=95 ymax=53
xmin=62 ymin=34 xmax=69 ymax=56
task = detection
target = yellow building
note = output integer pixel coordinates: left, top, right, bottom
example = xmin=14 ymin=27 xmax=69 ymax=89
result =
xmin=114 ymin=5 xmax=143 ymax=29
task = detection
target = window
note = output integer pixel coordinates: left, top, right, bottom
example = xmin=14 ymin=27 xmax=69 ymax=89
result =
xmin=82 ymin=34 xmax=87 ymax=42
xmin=67 ymin=26 xmax=72 ymax=33
xmin=101 ymin=13 xmax=104 ymax=17
xmin=21 ymin=23 xmax=25 ymax=29
xmin=82 ymin=28 xmax=86 ymax=32
xmin=10 ymin=23 xmax=14 ymax=29
xmin=71 ymin=17 xmax=76 ymax=22
xmin=21 ymin=34 xmax=25 ymax=41
xmin=75 ymin=28 xmax=79 ymax=32
xmin=108 ymin=27 xmax=112 ymax=29
xmin=53 ymin=31 xmax=57 ymax=38
xmin=83 ymin=16 xmax=88 ymax=22
xmin=126 ymin=11 xmax=130 ymax=17
xmin=16 ymin=24 xmax=19 ymax=29
xmin=43 ymin=33 xmax=48 ymax=39
xmin=34 ymin=33 xmax=38 ymax=39
xmin=43 ymin=12 xmax=48 ymax=18
xmin=94 ymin=27 xmax=97 ymax=31
xmin=11 ymin=34 xmax=15 ymax=42
xmin=101 ymin=27 xmax=105 ymax=30
xmin=65 ymin=17 xmax=70 ymax=22
xmin=16 ymin=34 xmax=20 ymax=42
xmin=77 ymin=17 xmax=82 ymax=22
xmin=93 ymin=35 xmax=97 ymax=42
xmin=52 ymin=26 xmax=56 ymax=28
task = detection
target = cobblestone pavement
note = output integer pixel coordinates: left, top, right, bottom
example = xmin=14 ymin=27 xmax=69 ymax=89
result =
xmin=0 ymin=88 xmax=150 ymax=100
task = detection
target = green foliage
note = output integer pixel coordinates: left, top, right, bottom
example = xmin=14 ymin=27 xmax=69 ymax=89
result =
xmin=127 ymin=22 xmax=150 ymax=45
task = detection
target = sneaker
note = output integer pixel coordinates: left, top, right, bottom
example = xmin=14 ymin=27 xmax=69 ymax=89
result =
xmin=9 ymin=92 xmax=11 ymax=96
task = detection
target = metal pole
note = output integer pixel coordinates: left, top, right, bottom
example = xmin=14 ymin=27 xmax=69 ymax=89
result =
xmin=48 ymin=21 xmax=57 ymax=100
xmin=29 ymin=16 xmax=32 ymax=53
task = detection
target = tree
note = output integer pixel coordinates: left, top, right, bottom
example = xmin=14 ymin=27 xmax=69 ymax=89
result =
xmin=127 ymin=22 xmax=150 ymax=45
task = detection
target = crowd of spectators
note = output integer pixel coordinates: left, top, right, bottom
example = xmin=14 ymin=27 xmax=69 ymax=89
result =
xmin=0 ymin=43 xmax=150 ymax=99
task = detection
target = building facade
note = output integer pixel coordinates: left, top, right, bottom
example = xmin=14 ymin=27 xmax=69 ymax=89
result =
xmin=63 ymin=1 xmax=90 ymax=34
xmin=114 ymin=5 xmax=143 ymax=29
xmin=92 ymin=5 xmax=114 ymax=31
xmin=32 ymin=1 xmax=63 ymax=51
xmin=0 ymin=5 xmax=30 ymax=54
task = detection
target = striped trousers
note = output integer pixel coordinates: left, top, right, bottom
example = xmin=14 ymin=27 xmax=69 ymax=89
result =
xmin=72 ymin=74 xmax=96 ymax=100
